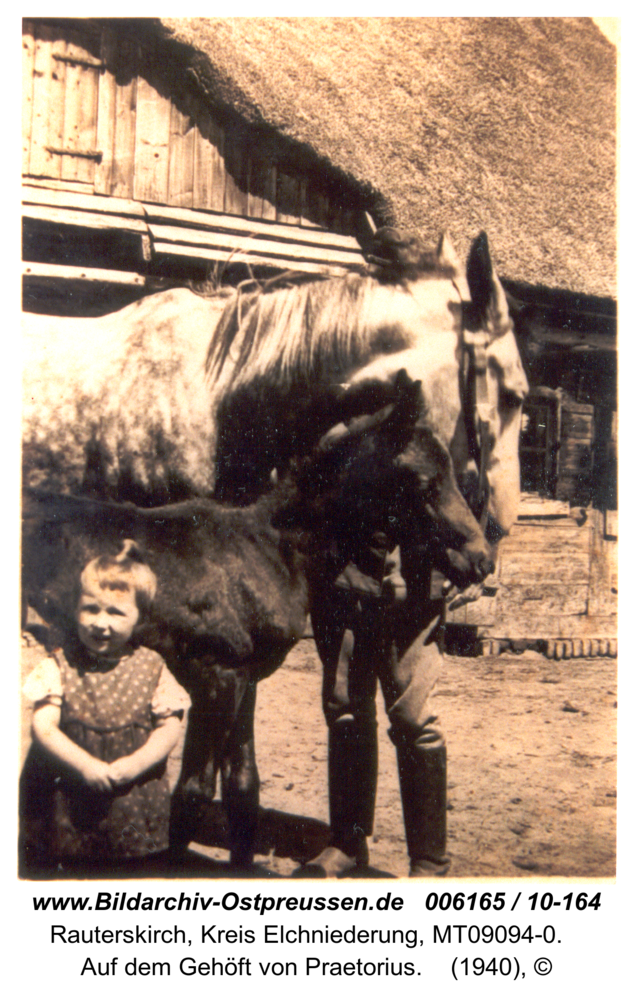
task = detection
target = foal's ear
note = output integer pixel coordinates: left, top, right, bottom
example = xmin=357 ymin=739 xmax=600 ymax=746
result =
xmin=466 ymin=232 xmax=511 ymax=337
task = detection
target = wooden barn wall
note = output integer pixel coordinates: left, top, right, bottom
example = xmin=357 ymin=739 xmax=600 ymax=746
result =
xmin=22 ymin=20 xmax=358 ymax=234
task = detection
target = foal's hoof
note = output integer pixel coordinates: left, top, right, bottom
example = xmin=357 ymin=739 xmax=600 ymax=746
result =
xmin=292 ymin=846 xmax=362 ymax=879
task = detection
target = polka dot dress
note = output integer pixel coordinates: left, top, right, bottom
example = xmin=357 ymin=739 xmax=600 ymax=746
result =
xmin=49 ymin=646 xmax=172 ymax=861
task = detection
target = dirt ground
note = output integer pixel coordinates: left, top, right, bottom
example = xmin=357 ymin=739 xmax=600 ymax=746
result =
xmin=239 ymin=640 xmax=617 ymax=879
xmin=20 ymin=634 xmax=617 ymax=880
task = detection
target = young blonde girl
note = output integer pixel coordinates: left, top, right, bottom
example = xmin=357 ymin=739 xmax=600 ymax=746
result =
xmin=21 ymin=541 xmax=190 ymax=874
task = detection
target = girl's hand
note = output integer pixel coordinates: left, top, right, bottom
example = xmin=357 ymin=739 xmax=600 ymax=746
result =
xmin=32 ymin=703 xmax=114 ymax=791
xmin=78 ymin=757 xmax=114 ymax=792
xmin=108 ymin=756 xmax=141 ymax=786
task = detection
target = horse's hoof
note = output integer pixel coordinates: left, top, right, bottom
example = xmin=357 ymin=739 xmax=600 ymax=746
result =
xmin=291 ymin=846 xmax=362 ymax=879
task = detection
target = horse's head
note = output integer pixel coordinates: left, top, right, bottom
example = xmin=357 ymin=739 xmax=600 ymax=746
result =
xmin=279 ymin=371 xmax=494 ymax=590
xmin=446 ymin=232 xmax=529 ymax=542
xmin=342 ymin=231 xmax=528 ymax=551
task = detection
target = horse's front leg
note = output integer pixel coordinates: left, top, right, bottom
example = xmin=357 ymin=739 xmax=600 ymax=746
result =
xmin=221 ymin=677 xmax=260 ymax=869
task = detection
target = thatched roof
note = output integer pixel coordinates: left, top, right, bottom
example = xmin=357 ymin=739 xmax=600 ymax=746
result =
xmin=146 ymin=17 xmax=616 ymax=299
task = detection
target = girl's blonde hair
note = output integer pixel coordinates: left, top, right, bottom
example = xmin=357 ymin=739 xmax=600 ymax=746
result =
xmin=79 ymin=540 xmax=157 ymax=619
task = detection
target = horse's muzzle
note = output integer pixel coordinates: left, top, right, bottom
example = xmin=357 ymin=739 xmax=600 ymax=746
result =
xmin=442 ymin=542 xmax=495 ymax=589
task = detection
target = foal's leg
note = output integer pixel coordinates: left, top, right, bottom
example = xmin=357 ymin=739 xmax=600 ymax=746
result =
xmin=221 ymin=677 xmax=260 ymax=868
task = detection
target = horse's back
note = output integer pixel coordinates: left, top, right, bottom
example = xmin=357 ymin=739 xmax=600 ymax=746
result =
xmin=22 ymin=288 xmax=231 ymax=499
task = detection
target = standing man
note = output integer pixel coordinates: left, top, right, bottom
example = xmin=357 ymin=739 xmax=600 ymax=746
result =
xmin=297 ymin=537 xmax=451 ymax=878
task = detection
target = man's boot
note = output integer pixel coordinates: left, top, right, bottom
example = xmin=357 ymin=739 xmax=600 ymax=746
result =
xmin=397 ymin=743 xmax=450 ymax=877
xmin=294 ymin=715 xmax=378 ymax=877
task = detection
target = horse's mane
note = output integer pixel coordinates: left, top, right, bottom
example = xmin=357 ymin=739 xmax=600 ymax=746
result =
xmin=205 ymin=259 xmax=454 ymax=392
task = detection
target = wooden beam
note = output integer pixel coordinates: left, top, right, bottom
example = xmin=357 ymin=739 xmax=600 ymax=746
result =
xmin=149 ymin=223 xmax=363 ymax=267
xmin=22 ymin=184 xmax=145 ymax=218
xmin=143 ymin=203 xmax=362 ymax=252
xmin=21 ymin=177 xmax=93 ymax=195
xmin=529 ymin=326 xmax=616 ymax=351
xmin=23 ymin=203 xmax=148 ymax=234
xmin=152 ymin=242 xmax=349 ymax=277
xmin=22 ymin=184 xmax=363 ymax=257
xmin=22 ymin=261 xmax=148 ymax=286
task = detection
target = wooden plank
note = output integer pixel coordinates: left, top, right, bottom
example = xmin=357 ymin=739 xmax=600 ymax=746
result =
xmin=134 ymin=72 xmax=171 ymax=203
xmin=22 ymin=22 xmax=36 ymax=174
xmin=276 ymin=171 xmax=301 ymax=225
xmin=149 ymin=223 xmax=364 ymax=266
xmin=22 ymin=260 xmax=147 ymax=286
xmin=495 ymin=587 xmax=588 ymax=616
xmin=500 ymin=563 xmax=590 ymax=586
xmin=501 ymin=532 xmax=592 ymax=554
xmin=561 ymin=400 xmax=594 ymax=415
xmin=21 ymin=176 xmax=93 ymax=194
xmin=224 ymin=132 xmax=250 ymax=216
xmin=143 ymin=202 xmax=362 ymax=251
xmin=558 ymin=438 xmax=593 ymax=468
xmin=168 ymin=101 xmax=195 ymax=208
xmin=587 ymin=525 xmax=618 ymax=617
xmin=153 ymin=241 xmax=349 ymax=277
xmin=22 ymin=184 xmax=144 ymax=218
xmin=192 ymin=103 xmax=225 ymax=211
xmin=46 ymin=28 xmax=68 ymax=180
xmin=94 ymin=27 xmax=117 ymax=195
xmin=328 ymin=199 xmax=344 ymax=235
xmin=479 ymin=616 xmax=617 ymax=640
xmin=501 ymin=540 xmax=591 ymax=563
xmin=530 ymin=326 xmax=616 ymax=351
xmin=517 ymin=496 xmax=572 ymax=516
xmin=29 ymin=24 xmax=66 ymax=179
xmin=340 ymin=201 xmax=359 ymax=238
xmin=111 ymin=38 xmax=138 ymax=198
xmin=248 ymin=155 xmax=277 ymax=220
xmin=62 ymin=28 xmax=99 ymax=184
xmin=561 ymin=409 xmax=593 ymax=439
xmin=502 ymin=529 xmax=591 ymax=551
xmin=302 ymin=183 xmax=331 ymax=229
xmin=23 ymin=203 xmax=148 ymax=234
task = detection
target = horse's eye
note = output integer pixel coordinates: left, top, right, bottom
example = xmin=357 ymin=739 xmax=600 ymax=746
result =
xmin=500 ymin=389 xmax=523 ymax=410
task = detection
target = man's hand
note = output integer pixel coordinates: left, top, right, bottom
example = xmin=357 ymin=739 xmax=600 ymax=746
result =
xmin=443 ymin=580 xmax=488 ymax=611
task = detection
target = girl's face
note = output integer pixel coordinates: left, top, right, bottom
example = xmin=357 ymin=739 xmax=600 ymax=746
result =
xmin=76 ymin=585 xmax=140 ymax=658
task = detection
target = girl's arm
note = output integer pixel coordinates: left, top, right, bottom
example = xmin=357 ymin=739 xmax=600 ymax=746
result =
xmin=107 ymin=715 xmax=182 ymax=786
xmin=32 ymin=703 xmax=113 ymax=792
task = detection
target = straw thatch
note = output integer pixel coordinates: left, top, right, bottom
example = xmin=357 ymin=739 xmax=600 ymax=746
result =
xmin=134 ymin=17 xmax=614 ymax=301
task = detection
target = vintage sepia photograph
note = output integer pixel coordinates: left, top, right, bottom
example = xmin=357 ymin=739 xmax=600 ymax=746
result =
xmin=20 ymin=16 xmax=617 ymax=882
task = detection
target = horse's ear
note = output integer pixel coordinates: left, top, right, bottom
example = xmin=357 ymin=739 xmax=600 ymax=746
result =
xmin=438 ymin=233 xmax=471 ymax=300
xmin=437 ymin=233 xmax=460 ymax=273
xmin=466 ymin=232 xmax=511 ymax=337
